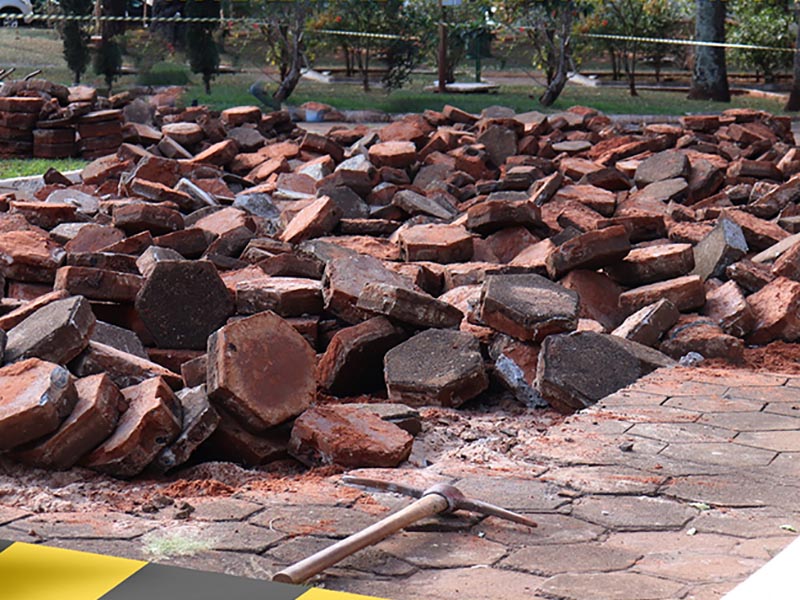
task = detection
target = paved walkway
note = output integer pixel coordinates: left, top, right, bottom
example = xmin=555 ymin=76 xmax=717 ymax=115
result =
xmin=0 ymin=366 xmax=798 ymax=599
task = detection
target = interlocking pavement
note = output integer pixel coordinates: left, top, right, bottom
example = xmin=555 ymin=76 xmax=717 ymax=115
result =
xmin=1 ymin=366 xmax=798 ymax=599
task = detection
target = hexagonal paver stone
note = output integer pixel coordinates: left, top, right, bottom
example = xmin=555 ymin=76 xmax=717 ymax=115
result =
xmin=502 ymin=542 xmax=641 ymax=576
xmin=317 ymin=316 xmax=405 ymax=396
xmin=14 ymin=373 xmax=126 ymax=470
xmin=235 ymin=276 xmax=323 ymax=317
xmin=384 ymin=329 xmax=488 ymax=407
xmin=152 ymin=385 xmax=221 ymax=473
xmin=398 ymin=224 xmax=474 ymax=263
xmin=540 ymin=571 xmax=685 ymax=600
xmin=376 ymin=531 xmax=508 ymax=568
xmin=207 ymin=311 xmax=315 ymax=432
xmin=71 ymin=341 xmax=183 ymax=390
xmin=618 ymin=275 xmax=706 ymax=314
xmin=479 ymin=274 xmax=579 ymax=342
xmin=572 ymin=495 xmax=696 ymax=531
xmin=288 ymin=405 xmax=413 ymax=468
xmin=703 ymin=280 xmax=755 ymax=337
xmin=82 ymin=376 xmax=182 ymax=478
xmin=0 ymin=229 xmax=66 ymax=283
xmin=279 ymin=196 xmax=341 ymax=245
xmin=368 ymin=140 xmax=417 ymax=168
xmin=135 ymin=260 xmax=234 ymax=350
xmin=54 ymin=266 xmax=143 ymax=302
xmin=323 ymin=253 xmax=415 ymax=324
xmin=356 ymin=282 xmax=463 ymax=329
xmin=634 ymin=150 xmax=691 ymax=187
xmin=0 ymin=358 xmax=77 ymax=451
xmin=4 ymin=295 xmax=95 ymax=364
xmin=536 ymin=332 xmax=676 ymax=413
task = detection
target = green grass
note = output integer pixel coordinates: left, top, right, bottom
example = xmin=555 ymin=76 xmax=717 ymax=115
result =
xmin=184 ymin=73 xmax=790 ymax=117
xmin=142 ymin=529 xmax=215 ymax=560
xmin=0 ymin=158 xmax=87 ymax=179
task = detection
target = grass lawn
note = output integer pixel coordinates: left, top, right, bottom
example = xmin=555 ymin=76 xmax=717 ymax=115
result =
xmin=183 ymin=73 xmax=791 ymax=117
xmin=0 ymin=158 xmax=87 ymax=179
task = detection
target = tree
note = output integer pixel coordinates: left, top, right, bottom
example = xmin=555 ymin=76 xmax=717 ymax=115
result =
xmin=93 ymin=38 xmax=122 ymax=93
xmin=252 ymin=0 xmax=317 ymax=104
xmin=786 ymin=1 xmax=800 ymax=110
xmin=500 ymin=0 xmax=581 ymax=107
xmin=688 ymin=0 xmax=730 ymax=101
xmin=185 ymin=0 xmax=221 ymax=94
xmin=59 ymin=0 xmax=93 ymax=84
xmin=729 ymin=0 xmax=792 ymax=84
xmin=586 ymin=0 xmax=683 ymax=97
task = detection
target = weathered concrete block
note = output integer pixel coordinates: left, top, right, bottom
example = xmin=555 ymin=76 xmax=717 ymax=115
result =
xmin=384 ymin=329 xmax=488 ymax=408
xmin=5 ymin=295 xmax=95 ymax=364
xmin=536 ymin=332 xmax=675 ymax=413
xmin=479 ymin=274 xmax=579 ymax=342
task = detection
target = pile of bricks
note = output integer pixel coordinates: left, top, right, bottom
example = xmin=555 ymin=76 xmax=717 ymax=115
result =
xmin=1 ymin=100 xmax=800 ymax=478
xmin=0 ymin=80 xmax=124 ymax=159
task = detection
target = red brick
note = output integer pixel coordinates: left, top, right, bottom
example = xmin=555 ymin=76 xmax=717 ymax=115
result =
xmin=357 ymin=282 xmax=463 ymax=329
xmin=14 ymin=374 xmax=126 ymax=470
xmin=280 ymin=196 xmax=341 ymax=244
xmin=54 ymin=266 xmax=142 ymax=302
xmin=618 ymin=275 xmax=706 ymax=314
xmin=0 ymin=229 xmax=66 ymax=282
xmin=71 ymin=341 xmax=184 ymax=389
xmin=606 ymin=243 xmax=695 ymax=285
xmin=289 ymin=405 xmax=413 ymax=468
xmin=746 ymin=277 xmax=800 ymax=344
xmin=317 ymin=316 xmax=404 ymax=396
xmin=0 ymin=359 xmax=77 ymax=451
xmin=546 ymin=225 xmax=631 ymax=279
xmin=82 ymin=376 xmax=182 ymax=478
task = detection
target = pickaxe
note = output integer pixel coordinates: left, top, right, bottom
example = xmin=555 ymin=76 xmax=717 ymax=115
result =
xmin=272 ymin=475 xmax=537 ymax=584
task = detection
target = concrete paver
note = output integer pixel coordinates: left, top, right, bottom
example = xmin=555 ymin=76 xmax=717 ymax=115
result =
xmin=2 ymin=366 xmax=800 ymax=599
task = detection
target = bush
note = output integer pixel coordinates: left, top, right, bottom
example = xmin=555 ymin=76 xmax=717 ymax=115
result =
xmin=136 ymin=62 xmax=191 ymax=86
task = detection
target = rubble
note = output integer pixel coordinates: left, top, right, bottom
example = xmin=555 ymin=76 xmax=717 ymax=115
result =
xmin=0 ymin=86 xmax=799 ymax=476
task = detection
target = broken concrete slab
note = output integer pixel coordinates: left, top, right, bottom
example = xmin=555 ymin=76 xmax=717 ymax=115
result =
xmin=207 ymin=311 xmax=315 ymax=432
xmin=384 ymin=329 xmax=488 ymax=408
xmin=536 ymin=332 xmax=676 ymax=413
xmin=323 ymin=253 xmax=414 ymax=324
xmin=152 ymin=385 xmax=220 ymax=473
xmin=288 ymin=405 xmax=413 ymax=468
xmin=356 ymin=282 xmax=463 ymax=329
xmin=612 ymin=299 xmax=680 ymax=348
xmin=691 ymin=218 xmax=748 ymax=281
xmin=479 ymin=274 xmax=579 ymax=342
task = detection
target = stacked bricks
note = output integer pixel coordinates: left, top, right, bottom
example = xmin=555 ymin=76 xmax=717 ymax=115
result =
xmin=2 ymin=100 xmax=800 ymax=478
xmin=0 ymin=96 xmax=42 ymax=157
xmin=77 ymin=109 xmax=123 ymax=160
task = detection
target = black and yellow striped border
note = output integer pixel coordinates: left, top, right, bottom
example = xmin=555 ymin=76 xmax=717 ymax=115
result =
xmin=0 ymin=539 xmax=383 ymax=600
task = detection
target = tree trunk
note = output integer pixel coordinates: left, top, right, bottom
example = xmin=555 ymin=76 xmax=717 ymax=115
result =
xmin=785 ymin=4 xmax=800 ymax=110
xmin=362 ymin=47 xmax=370 ymax=92
xmin=624 ymin=49 xmax=638 ymax=96
xmin=610 ymin=48 xmax=620 ymax=80
xmin=688 ymin=0 xmax=730 ymax=101
xmin=539 ymin=3 xmax=573 ymax=107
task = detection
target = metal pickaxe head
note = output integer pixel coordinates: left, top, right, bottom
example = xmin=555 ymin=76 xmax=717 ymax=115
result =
xmin=342 ymin=475 xmax=538 ymax=528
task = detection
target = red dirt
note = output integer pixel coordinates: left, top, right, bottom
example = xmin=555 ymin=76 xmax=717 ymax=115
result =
xmin=704 ymin=341 xmax=800 ymax=374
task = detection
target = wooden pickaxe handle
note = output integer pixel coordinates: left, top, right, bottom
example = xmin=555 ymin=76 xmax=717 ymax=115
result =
xmin=272 ymin=492 xmax=449 ymax=585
